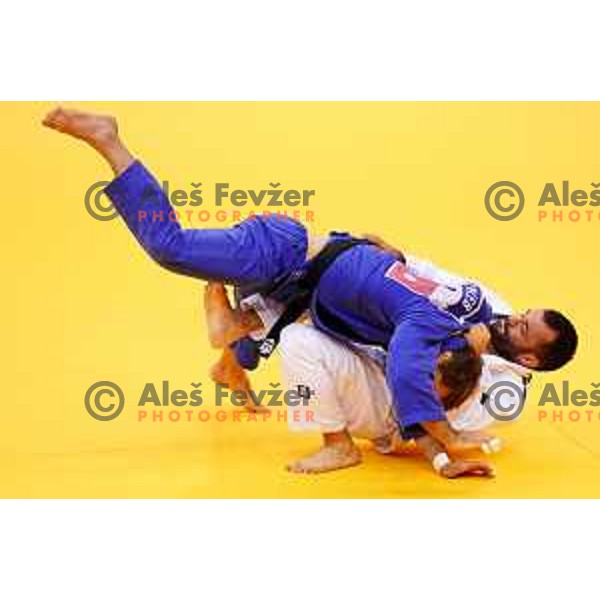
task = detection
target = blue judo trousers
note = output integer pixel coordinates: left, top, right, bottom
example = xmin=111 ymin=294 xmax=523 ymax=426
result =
xmin=105 ymin=161 xmax=309 ymax=289
xmin=105 ymin=161 xmax=494 ymax=435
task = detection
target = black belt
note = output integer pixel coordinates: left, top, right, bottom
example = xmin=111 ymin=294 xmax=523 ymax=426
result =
xmin=256 ymin=235 xmax=372 ymax=358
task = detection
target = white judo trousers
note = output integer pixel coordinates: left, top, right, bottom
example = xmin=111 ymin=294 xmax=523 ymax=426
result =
xmin=278 ymin=323 xmax=531 ymax=443
xmin=278 ymin=323 xmax=400 ymax=445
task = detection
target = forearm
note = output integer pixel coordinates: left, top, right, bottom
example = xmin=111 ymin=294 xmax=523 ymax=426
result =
xmin=414 ymin=433 xmax=446 ymax=463
xmin=362 ymin=233 xmax=405 ymax=262
xmin=415 ymin=431 xmax=496 ymax=479
xmin=414 ymin=434 xmax=450 ymax=474
xmin=421 ymin=419 xmax=500 ymax=455
xmin=421 ymin=419 xmax=457 ymax=449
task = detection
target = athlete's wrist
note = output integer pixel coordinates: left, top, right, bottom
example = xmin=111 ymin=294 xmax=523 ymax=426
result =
xmin=421 ymin=420 xmax=456 ymax=449
xmin=432 ymin=452 xmax=451 ymax=473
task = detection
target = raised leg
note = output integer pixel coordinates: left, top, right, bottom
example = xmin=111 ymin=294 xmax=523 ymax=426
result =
xmin=42 ymin=106 xmax=310 ymax=288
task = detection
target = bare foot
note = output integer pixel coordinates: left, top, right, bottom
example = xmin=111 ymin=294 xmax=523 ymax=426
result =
xmin=42 ymin=106 xmax=133 ymax=176
xmin=203 ymin=283 xmax=262 ymax=348
xmin=42 ymin=106 xmax=118 ymax=149
xmin=209 ymin=349 xmax=269 ymax=413
xmin=204 ymin=283 xmax=234 ymax=348
xmin=372 ymin=433 xmax=417 ymax=456
xmin=209 ymin=351 xmax=250 ymax=388
xmin=286 ymin=444 xmax=362 ymax=474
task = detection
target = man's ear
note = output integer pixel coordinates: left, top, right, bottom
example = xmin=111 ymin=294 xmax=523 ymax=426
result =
xmin=517 ymin=353 xmax=540 ymax=369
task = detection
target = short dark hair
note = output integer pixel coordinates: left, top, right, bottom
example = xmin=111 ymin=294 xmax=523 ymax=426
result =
xmin=534 ymin=310 xmax=578 ymax=371
xmin=439 ymin=347 xmax=483 ymax=411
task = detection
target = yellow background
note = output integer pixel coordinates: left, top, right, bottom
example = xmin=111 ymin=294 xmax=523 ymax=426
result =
xmin=1 ymin=102 xmax=599 ymax=498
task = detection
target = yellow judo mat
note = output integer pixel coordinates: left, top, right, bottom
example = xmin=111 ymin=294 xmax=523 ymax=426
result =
xmin=2 ymin=101 xmax=599 ymax=498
